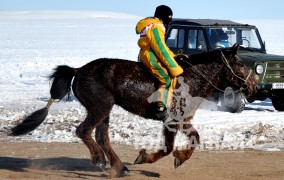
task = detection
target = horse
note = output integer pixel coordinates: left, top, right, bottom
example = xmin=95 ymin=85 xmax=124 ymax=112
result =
xmin=10 ymin=44 xmax=257 ymax=177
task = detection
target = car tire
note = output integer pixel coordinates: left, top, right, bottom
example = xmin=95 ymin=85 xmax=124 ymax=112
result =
xmin=220 ymin=87 xmax=245 ymax=113
xmin=271 ymin=96 xmax=284 ymax=111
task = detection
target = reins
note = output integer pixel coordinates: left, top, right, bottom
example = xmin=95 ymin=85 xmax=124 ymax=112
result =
xmin=178 ymin=51 xmax=251 ymax=93
xmin=220 ymin=51 xmax=251 ymax=83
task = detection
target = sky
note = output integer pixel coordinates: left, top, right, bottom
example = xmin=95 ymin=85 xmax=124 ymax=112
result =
xmin=1 ymin=0 xmax=284 ymax=20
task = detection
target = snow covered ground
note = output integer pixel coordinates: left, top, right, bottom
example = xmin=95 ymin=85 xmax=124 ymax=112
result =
xmin=0 ymin=11 xmax=283 ymax=152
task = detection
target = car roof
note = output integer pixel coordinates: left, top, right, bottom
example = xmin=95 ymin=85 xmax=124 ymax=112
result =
xmin=170 ymin=18 xmax=255 ymax=27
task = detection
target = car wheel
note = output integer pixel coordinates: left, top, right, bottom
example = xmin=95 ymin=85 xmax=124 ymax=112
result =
xmin=271 ymin=96 xmax=284 ymax=111
xmin=220 ymin=87 xmax=245 ymax=113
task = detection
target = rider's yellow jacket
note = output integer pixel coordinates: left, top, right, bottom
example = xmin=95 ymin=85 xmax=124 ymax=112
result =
xmin=136 ymin=18 xmax=183 ymax=78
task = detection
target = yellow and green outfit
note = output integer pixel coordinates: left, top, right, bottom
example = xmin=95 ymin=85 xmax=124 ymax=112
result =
xmin=136 ymin=17 xmax=184 ymax=107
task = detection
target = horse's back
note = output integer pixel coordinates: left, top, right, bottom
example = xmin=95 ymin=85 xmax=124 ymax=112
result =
xmin=73 ymin=58 xmax=156 ymax=117
xmin=78 ymin=58 xmax=153 ymax=81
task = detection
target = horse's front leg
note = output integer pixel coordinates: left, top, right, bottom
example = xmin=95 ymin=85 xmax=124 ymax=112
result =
xmin=134 ymin=123 xmax=177 ymax=164
xmin=173 ymin=118 xmax=200 ymax=168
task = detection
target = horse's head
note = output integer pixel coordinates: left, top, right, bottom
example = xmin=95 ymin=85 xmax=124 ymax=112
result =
xmin=219 ymin=44 xmax=257 ymax=101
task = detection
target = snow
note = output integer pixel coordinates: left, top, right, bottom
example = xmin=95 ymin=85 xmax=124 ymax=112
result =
xmin=0 ymin=11 xmax=283 ymax=152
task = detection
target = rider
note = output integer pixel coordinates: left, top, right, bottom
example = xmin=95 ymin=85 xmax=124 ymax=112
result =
xmin=209 ymin=29 xmax=229 ymax=48
xmin=135 ymin=5 xmax=184 ymax=119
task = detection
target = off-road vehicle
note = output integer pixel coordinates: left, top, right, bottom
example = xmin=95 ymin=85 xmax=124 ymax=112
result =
xmin=166 ymin=19 xmax=284 ymax=112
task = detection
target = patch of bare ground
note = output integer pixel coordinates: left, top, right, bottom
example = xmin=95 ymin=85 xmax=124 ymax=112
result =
xmin=0 ymin=142 xmax=283 ymax=179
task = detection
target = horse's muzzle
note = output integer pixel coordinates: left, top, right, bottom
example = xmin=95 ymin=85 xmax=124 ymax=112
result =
xmin=241 ymin=84 xmax=258 ymax=103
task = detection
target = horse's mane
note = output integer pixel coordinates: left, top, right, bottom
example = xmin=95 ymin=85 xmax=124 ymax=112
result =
xmin=177 ymin=49 xmax=227 ymax=67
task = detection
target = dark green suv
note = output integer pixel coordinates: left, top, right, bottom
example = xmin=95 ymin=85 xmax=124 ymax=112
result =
xmin=166 ymin=18 xmax=284 ymax=112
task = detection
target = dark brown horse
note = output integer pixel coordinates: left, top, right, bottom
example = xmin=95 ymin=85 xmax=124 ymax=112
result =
xmin=10 ymin=44 xmax=257 ymax=177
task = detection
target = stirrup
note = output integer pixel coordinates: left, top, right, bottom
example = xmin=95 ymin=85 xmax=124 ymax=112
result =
xmin=154 ymin=107 xmax=168 ymax=121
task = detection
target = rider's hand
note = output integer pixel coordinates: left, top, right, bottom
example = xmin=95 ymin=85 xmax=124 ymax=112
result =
xmin=174 ymin=54 xmax=189 ymax=61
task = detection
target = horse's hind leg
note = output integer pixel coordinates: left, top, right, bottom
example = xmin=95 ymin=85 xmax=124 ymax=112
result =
xmin=134 ymin=124 xmax=177 ymax=164
xmin=75 ymin=84 xmax=116 ymax=171
xmin=173 ymin=119 xmax=200 ymax=168
xmin=76 ymin=112 xmax=107 ymax=170
xmin=95 ymin=117 xmax=129 ymax=176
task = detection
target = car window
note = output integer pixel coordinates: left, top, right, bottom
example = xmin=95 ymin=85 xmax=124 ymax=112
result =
xmin=207 ymin=27 xmax=262 ymax=49
xmin=188 ymin=30 xmax=197 ymax=49
xmin=240 ymin=28 xmax=261 ymax=49
xmin=166 ymin=28 xmax=185 ymax=48
xmin=188 ymin=29 xmax=207 ymax=50
xmin=208 ymin=28 xmax=230 ymax=48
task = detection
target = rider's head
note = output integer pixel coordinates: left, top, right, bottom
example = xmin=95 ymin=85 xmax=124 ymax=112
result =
xmin=154 ymin=5 xmax=173 ymax=27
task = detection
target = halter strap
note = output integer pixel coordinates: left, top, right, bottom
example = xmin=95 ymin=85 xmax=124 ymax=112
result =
xmin=178 ymin=51 xmax=251 ymax=93
xmin=220 ymin=51 xmax=251 ymax=83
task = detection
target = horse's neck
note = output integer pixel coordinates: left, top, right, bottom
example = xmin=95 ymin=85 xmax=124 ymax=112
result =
xmin=185 ymin=59 xmax=224 ymax=98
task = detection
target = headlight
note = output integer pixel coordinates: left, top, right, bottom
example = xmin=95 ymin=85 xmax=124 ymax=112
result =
xmin=255 ymin=64 xmax=264 ymax=74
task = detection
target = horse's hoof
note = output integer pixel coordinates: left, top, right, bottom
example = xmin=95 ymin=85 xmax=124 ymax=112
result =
xmin=173 ymin=150 xmax=185 ymax=168
xmin=134 ymin=154 xmax=143 ymax=164
xmin=134 ymin=149 xmax=147 ymax=164
xmin=117 ymin=166 xmax=130 ymax=177
xmin=174 ymin=157 xmax=183 ymax=168
xmin=92 ymin=154 xmax=106 ymax=165
xmin=109 ymin=166 xmax=130 ymax=179
xmin=96 ymin=162 xmax=106 ymax=173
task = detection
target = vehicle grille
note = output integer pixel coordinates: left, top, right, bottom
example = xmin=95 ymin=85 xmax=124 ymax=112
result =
xmin=264 ymin=62 xmax=284 ymax=82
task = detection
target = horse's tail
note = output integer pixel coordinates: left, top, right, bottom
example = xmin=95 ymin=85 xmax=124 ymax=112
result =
xmin=10 ymin=65 xmax=77 ymax=136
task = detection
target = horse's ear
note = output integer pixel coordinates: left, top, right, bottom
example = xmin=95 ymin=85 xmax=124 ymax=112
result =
xmin=231 ymin=43 xmax=239 ymax=55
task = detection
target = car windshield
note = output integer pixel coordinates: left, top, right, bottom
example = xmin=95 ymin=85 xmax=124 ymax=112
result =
xmin=207 ymin=27 xmax=262 ymax=50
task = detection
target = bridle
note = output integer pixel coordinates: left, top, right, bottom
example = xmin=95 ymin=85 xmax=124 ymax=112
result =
xmin=178 ymin=51 xmax=252 ymax=93
xmin=220 ymin=51 xmax=252 ymax=84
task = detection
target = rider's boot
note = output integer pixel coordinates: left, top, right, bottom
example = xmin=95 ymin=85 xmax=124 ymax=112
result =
xmin=154 ymin=102 xmax=169 ymax=121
